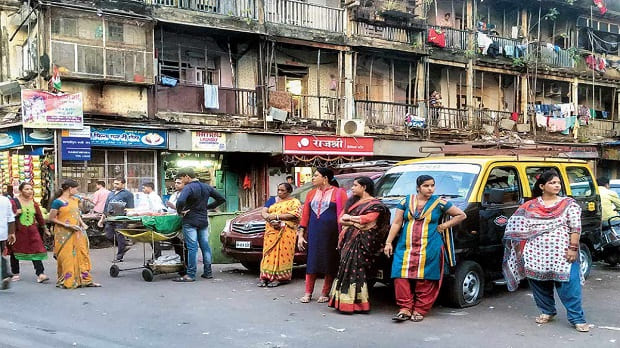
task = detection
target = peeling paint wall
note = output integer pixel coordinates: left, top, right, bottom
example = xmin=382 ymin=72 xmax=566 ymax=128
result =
xmin=63 ymin=81 xmax=148 ymax=117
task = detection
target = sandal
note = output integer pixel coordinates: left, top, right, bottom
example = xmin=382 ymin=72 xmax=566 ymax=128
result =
xmin=411 ymin=312 xmax=424 ymax=322
xmin=172 ymin=276 xmax=195 ymax=282
xmin=300 ymin=294 xmax=312 ymax=303
xmin=317 ymin=295 xmax=329 ymax=303
xmin=267 ymin=281 xmax=281 ymax=288
xmin=257 ymin=280 xmax=268 ymax=287
xmin=11 ymin=275 xmax=20 ymax=282
xmin=392 ymin=311 xmax=412 ymax=322
xmin=535 ymin=314 xmax=556 ymax=324
xmin=85 ymin=282 xmax=102 ymax=287
xmin=37 ymin=274 xmax=50 ymax=283
xmin=575 ymin=323 xmax=590 ymax=332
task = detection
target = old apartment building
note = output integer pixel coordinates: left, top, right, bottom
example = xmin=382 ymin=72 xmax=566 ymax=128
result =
xmin=0 ymin=0 xmax=619 ymax=206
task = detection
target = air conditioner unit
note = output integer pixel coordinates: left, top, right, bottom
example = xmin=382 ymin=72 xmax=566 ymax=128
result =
xmin=268 ymin=107 xmax=288 ymax=122
xmin=337 ymin=119 xmax=365 ymax=137
xmin=546 ymin=84 xmax=562 ymax=96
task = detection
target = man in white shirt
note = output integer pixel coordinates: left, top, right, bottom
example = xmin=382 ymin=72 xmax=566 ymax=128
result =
xmin=0 ymin=195 xmax=16 ymax=290
xmin=137 ymin=182 xmax=165 ymax=214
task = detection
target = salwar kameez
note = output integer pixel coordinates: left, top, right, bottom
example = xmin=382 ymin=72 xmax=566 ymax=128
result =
xmin=391 ymin=195 xmax=454 ymax=316
xmin=8 ymin=199 xmax=47 ymax=276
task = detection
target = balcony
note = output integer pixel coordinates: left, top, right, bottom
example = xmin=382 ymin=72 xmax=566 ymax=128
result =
xmin=428 ymin=26 xmax=469 ymax=51
xmin=428 ymin=107 xmax=469 ymax=129
xmin=156 ymin=85 xmax=257 ymax=117
xmin=586 ymin=119 xmax=620 ymax=138
xmin=528 ymin=43 xmax=575 ymax=69
xmin=354 ymin=22 xmax=418 ymax=45
xmin=264 ymin=0 xmax=344 ymax=33
xmin=144 ymin=0 xmax=257 ymax=19
xmin=286 ymin=95 xmax=342 ymax=121
xmin=355 ymin=100 xmax=416 ymax=129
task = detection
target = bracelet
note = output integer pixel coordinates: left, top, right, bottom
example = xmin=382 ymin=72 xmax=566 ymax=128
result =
xmin=568 ymin=245 xmax=579 ymax=251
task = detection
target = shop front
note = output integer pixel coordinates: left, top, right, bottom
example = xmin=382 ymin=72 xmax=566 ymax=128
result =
xmin=0 ymin=126 xmax=55 ymax=207
xmin=166 ymin=131 xmax=281 ymax=212
xmin=59 ymin=127 xmax=167 ymax=197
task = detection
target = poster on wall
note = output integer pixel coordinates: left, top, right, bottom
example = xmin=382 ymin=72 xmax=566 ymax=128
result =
xmin=21 ymin=89 xmax=83 ymax=129
xmin=61 ymin=127 xmax=91 ymax=161
xmin=0 ymin=127 xmax=24 ymax=150
xmin=192 ymin=131 xmax=226 ymax=151
xmin=91 ymin=127 xmax=168 ymax=149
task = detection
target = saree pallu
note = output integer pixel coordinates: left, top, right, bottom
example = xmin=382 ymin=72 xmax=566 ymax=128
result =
xmin=53 ymin=198 xmax=95 ymax=289
xmin=328 ymin=199 xmax=390 ymax=313
xmin=259 ymin=198 xmax=301 ymax=282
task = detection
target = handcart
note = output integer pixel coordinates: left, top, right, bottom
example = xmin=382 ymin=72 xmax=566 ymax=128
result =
xmin=106 ymin=214 xmax=184 ymax=282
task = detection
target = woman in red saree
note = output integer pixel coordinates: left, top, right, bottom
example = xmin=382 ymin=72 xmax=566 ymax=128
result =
xmin=328 ymin=176 xmax=390 ymax=313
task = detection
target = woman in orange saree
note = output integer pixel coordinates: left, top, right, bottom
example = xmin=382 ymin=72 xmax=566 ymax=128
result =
xmin=257 ymin=183 xmax=301 ymax=287
xmin=49 ymin=179 xmax=101 ymax=289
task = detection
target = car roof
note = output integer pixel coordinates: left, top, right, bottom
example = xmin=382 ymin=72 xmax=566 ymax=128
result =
xmin=610 ymin=179 xmax=620 ymax=186
xmin=396 ymin=156 xmax=588 ymax=166
xmin=335 ymin=171 xmax=383 ymax=179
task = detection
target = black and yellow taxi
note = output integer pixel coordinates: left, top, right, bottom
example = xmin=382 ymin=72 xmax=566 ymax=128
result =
xmin=373 ymin=156 xmax=601 ymax=308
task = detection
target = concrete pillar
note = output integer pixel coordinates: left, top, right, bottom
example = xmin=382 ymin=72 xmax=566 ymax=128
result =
xmin=344 ymin=51 xmax=354 ymax=120
xmin=520 ymin=74 xmax=529 ymax=121
xmin=256 ymin=0 xmax=265 ymax=26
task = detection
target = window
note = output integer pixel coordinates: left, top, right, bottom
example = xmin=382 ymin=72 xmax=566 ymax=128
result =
xmin=52 ymin=42 xmax=76 ymax=71
xmin=77 ymin=46 xmax=103 ymax=75
xmin=52 ymin=18 xmax=77 ymax=37
xmin=107 ymin=22 xmax=124 ymax=42
xmin=525 ymin=167 xmax=565 ymax=196
xmin=566 ymin=166 xmax=595 ymax=198
xmin=106 ymin=50 xmax=124 ymax=77
xmin=482 ymin=167 xmax=521 ymax=205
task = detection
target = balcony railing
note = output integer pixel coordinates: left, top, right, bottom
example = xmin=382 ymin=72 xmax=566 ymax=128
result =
xmin=354 ymin=22 xmax=417 ymax=44
xmin=355 ymin=100 xmax=417 ymax=128
xmin=428 ymin=26 xmax=468 ymax=50
xmin=144 ymin=0 xmax=257 ymax=19
xmin=265 ymin=0 xmax=344 ymax=33
xmin=156 ymin=85 xmax=257 ymax=117
xmin=488 ymin=35 xmax=522 ymax=53
xmin=477 ymin=109 xmax=518 ymax=129
xmin=284 ymin=95 xmax=342 ymax=121
xmin=586 ymin=119 xmax=619 ymax=138
xmin=529 ymin=43 xmax=575 ymax=69
xmin=428 ymin=107 xmax=469 ymax=129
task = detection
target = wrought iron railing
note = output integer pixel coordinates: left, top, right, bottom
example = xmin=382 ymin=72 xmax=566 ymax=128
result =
xmin=156 ymin=85 xmax=257 ymax=117
xmin=355 ymin=100 xmax=418 ymax=127
xmin=286 ymin=94 xmax=342 ymax=121
xmin=143 ymin=0 xmax=257 ymax=19
xmin=354 ymin=22 xmax=417 ymax=44
xmin=427 ymin=26 xmax=469 ymax=50
xmin=428 ymin=107 xmax=469 ymax=129
xmin=528 ymin=43 xmax=575 ymax=68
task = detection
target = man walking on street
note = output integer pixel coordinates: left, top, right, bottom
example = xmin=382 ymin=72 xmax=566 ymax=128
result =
xmin=102 ymin=177 xmax=135 ymax=262
xmin=173 ymin=168 xmax=225 ymax=282
xmin=0 ymin=194 xmax=16 ymax=290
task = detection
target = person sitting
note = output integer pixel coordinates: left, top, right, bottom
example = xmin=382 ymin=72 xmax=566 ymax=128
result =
xmin=597 ymin=176 xmax=620 ymax=227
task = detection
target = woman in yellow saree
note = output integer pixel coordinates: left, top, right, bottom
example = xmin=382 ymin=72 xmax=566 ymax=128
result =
xmin=49 ymin=179 xmax=101 ymax=289
xmin=257 ymin=183 xmax=301 ymax=287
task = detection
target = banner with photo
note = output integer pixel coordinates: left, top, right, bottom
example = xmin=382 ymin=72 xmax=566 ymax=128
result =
xmin=21 ymin=89 xmax=83 ymax=129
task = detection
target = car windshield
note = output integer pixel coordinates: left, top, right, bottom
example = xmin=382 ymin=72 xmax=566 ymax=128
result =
xmin=291 ymin=177 xmax=357 ymax=203
xmin=375 ymin=163 xmax=481 ymax=199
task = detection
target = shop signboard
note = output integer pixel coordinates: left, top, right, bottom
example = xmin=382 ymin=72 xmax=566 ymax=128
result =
xmin=21 ymin=89 xmax=83 ymax=129
xmin=90 ymin=127 xmax=167 ymax=149
xmin=61 ymin=127 xmax=91 ymax=161
xmin=283 ymin=135 xmax=374 ymax=156
xmin=23 ymin=129 xmax=54 ymax=145
xmin=192 ymin=131 xmax=226 ymax=151
xmin=0 ymin=127 xmax=24 ymax=150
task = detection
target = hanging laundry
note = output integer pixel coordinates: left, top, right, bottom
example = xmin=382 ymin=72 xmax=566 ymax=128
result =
xmin=602 ymin=111 xmax=609 ymax=119
xmin=428 ymin=28 xmax=446 ymax=48
xmin=511 ymin=112 xmax=519 ymax=122
xmin=548 ymin=117 xmax=567 ymax=132
xmin=504 ymin=45 xmax=515 ymax=58
xmin=487 ymin=42 xmax=500 ymax=58
xmin=593 ymin=0 xmax=607 ymax=15
xmin=204 ymin=84 xmax=219 ymax=109
xmin=477 ymin=32 xmax=493 ymax=55
xmin=562 ymin=116 xmax=577 ymax=135
xmin=536 ymin=112 xmax=548 ymax=128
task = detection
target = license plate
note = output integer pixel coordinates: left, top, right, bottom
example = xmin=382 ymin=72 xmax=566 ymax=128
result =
xmin=235 ymin=241 xmax=251 ymax=249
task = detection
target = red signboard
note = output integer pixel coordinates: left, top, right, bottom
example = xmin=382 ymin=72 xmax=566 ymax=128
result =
xmin=283 ymin=135 xmax=374 ymax=156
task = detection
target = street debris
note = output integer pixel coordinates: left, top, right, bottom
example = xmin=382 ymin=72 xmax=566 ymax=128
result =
xmin=202 ymin=332 xmax=209 ymax=335
xmin=328 ymin=326 xmax=346 ymax=332
xmin=488 ymin=306 xmax=495 ymax=309
xmin=599 ymin=326 xmax=620 ymax=331
xmin=423 ymin=337 xmax=440 ymax=342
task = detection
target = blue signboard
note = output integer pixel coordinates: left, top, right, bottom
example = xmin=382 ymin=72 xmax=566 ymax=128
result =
xmin=0 ymin=127 xmax=24 ymax=150
xmin=61 ymin=127 xmax=91 ymax=161
xmin=23 ymin=129 xmax=54 ymax=145
xmin=90 ymin=127 xmax=167 ymax=149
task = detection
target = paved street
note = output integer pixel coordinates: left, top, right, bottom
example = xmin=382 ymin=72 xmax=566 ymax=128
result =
xmin=2 ymin=247 xmax=620 ymax=348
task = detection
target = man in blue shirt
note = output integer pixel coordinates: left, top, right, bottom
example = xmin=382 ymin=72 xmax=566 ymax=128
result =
xmin=103 ymin=177 xmax=135 ymax=262
xmin=173 ymin=168 xmax=225 ymax=282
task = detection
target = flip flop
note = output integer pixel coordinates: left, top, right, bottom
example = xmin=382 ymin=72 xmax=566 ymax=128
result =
xmin=267 ymin=281 xmax=281 ymax=288
xmin=575 ymin=323 xmax=590 ymax=332
xmin=257 ymin=280 xmax=268 ymax=287
xmin=317 ymin=296 xmax=329 ymax=303
xmin=392 ymin=311 xmax=412 ymax=322
xmin=411 ymin=312 xmax=424 ymax=322
xmin=300 ymin=294 xmax=312 ymax=303
xmin=11 ymin=275 xmax=20 ymax=282
xmin=37 ymin=275 xmax=50 ymax=283
xmin=535 ymin=314 xmax=555 ymax=324
xmin=172 ymin=276 xmax=195 ymax=282
xmin=85 ymin=282 xmax=102 ymax=287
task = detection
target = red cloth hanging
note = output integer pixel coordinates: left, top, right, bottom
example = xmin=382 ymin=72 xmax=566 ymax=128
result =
xmin=511 ymin=112 xmax=519 ymax=122
xmin=242 ymin=174 xmax=251 ymax=190
xmin=593 ymin=0 xmax=607 ymax=15
xmin=427 ymin=28 xmax=446 ymax=48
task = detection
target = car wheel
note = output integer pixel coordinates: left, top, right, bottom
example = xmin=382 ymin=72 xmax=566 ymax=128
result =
xmin=241 ymin=262 xmax=260 ymax=273
xmin=579 ymin=243 xmax=592 ymax=279
xmin=445 ymin=260 xmax=484 ymax=308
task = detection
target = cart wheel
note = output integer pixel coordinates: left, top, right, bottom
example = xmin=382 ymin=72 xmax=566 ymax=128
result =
xmin=109 ymin=265 xmax=120 ymax=278
xmin=142 ymin=268 xmax=154 ymax=282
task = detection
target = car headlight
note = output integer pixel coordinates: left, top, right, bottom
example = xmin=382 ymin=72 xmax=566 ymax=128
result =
xmin=223 ymin=219 xmax=232 ymax=234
